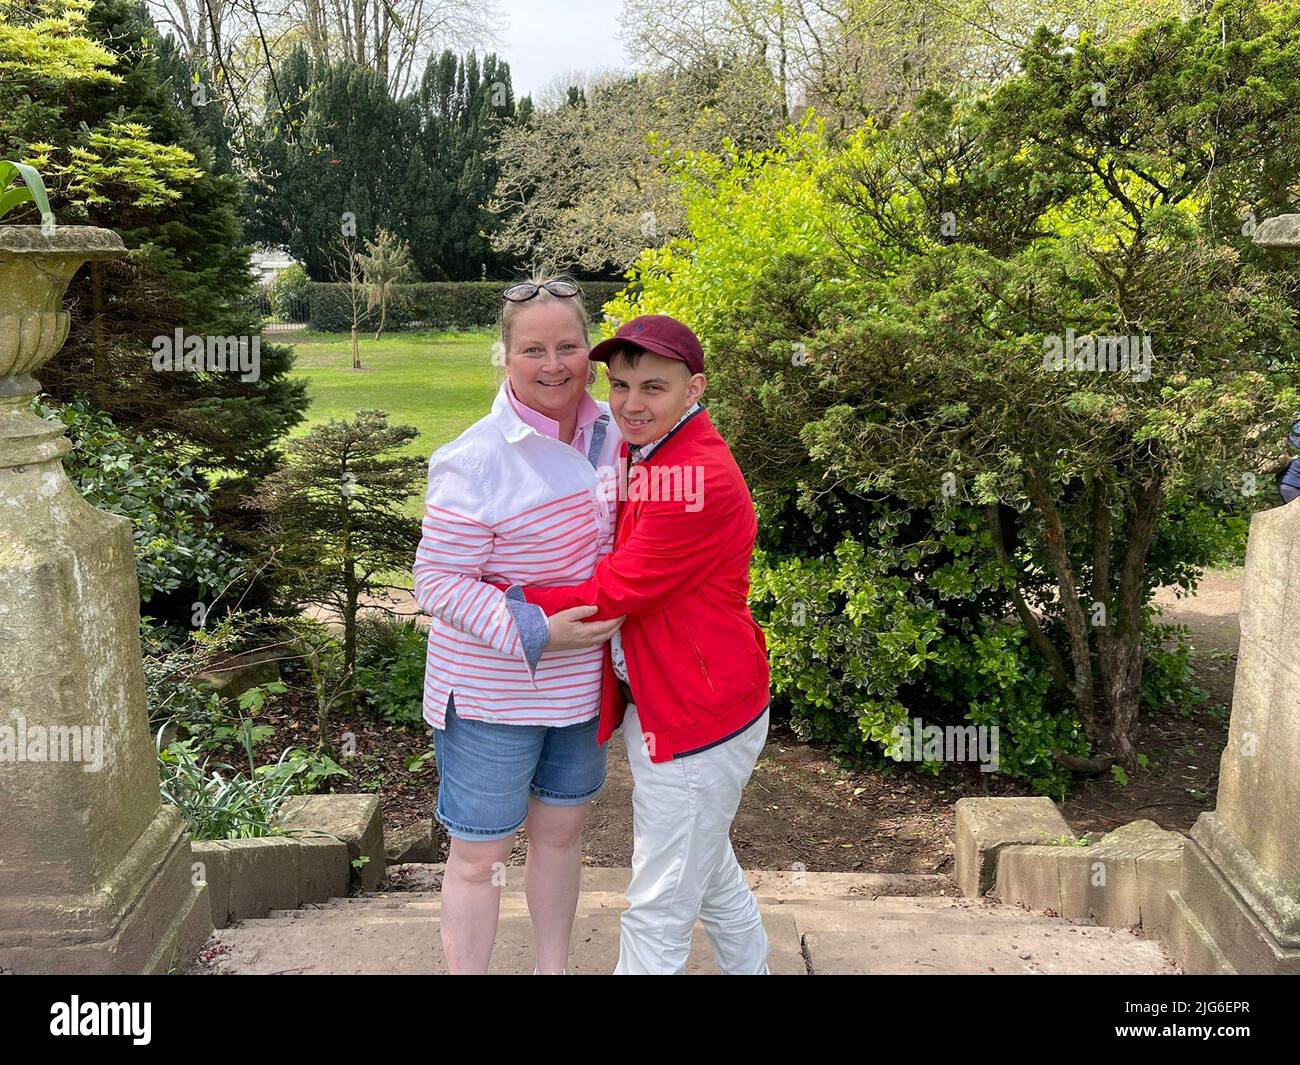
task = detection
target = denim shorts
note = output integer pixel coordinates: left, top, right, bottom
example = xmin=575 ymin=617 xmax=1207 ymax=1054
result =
xmin=431 ymin=695 xmax=608 ymax=841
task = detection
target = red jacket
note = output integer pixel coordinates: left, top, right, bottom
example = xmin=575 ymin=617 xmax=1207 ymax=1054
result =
xmin=518 ymin=408 xmax=770 ymax=761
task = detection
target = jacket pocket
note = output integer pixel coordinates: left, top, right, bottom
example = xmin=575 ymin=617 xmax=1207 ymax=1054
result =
xmin=681 ymin=617 xmax=716 ymax=693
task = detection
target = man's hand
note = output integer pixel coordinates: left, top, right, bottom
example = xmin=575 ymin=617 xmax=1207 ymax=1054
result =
xmin=546 ymin=605 xmax=625 ymax=650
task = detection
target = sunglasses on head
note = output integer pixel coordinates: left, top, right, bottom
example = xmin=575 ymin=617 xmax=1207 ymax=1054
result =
xmin=503 ymin=280 xmax=580 ymax=302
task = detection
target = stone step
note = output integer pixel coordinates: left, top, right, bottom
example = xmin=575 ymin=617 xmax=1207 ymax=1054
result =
xmin=257 ymin=900 xmax=1084 ymax=946
xmin=197 ymin=909 xmax=806 ymax=975
xmin=195 ymin=866 xmax=1178 ymax=975
xmin=202 ymin=897 xmax=1172 ymax=975
xmin=265 ymin=893 xmax=1072 ymax=927
xmin=377 ymin=864 xmax=954 ymax=899
xmin=796 ymin=916 xmax=1175 ymax=975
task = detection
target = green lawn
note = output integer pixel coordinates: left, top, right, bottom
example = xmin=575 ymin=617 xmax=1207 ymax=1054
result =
xmin=286 ymin=330 xmax=500 ymax=589
xmin=287 ymin=329 xmax=501 ymax=465
xmin=286 ymin=329 xmax=612 ymax=536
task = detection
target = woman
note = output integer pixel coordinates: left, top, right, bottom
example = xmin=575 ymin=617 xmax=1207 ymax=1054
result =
xmin=412 ymin=276 xmax=624 ymax=974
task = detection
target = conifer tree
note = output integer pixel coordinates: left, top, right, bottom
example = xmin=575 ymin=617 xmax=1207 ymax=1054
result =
xmin=254 ymin=410 xmax=425 ymax=702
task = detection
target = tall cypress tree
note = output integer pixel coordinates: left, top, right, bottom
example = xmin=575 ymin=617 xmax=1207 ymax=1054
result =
xmin=247 ymin=46 xmax=523 ymax=281
xmin=246 ymin=50 xmax=413 ymax=278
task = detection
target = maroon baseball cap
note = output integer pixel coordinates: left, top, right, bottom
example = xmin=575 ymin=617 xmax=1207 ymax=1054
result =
xmin=588 ymin=314 xmax=705 ymax=375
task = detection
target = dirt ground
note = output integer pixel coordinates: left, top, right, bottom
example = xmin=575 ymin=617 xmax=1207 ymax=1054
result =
xmin=273 ymin=570 xmax=1243 ymax=874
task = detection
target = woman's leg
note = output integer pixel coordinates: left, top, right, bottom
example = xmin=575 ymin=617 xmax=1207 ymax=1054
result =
xmin=523 ymin=714 xmax=607 ymax=973
xmin=441 ymin=834 xmax=516 ymax=974
xmin=433 ymin=698 xmax=541 ymax=974
xmin=523 ymin=796 xmax=590 ymax=973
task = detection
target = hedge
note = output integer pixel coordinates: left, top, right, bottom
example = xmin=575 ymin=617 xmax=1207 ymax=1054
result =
xmin=306 ymin=281 xmax=630 ymax=333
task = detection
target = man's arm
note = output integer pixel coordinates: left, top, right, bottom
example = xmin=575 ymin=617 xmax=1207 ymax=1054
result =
xmin=513 ymin=486 xmax=740 ymax=620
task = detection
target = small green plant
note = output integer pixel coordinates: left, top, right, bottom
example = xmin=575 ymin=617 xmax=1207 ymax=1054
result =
xmin=1110 ymin=764 xmax=1131 ymax=787
xmin=405 ymin=750 xmax=436 ymax=774
xmin=158 ymin=731 xmax=305 ymax=840
xmin=0 ymin=160 xmax=52 ymax=224
xmin=354 ymin=614 xmax=426 ymax=725
xmin=157 ymin=724 xmax=348 ymax=841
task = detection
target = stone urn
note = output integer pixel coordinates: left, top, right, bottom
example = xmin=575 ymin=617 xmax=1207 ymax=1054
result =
xmin=0 ymin=226 xmax=213 ymax=973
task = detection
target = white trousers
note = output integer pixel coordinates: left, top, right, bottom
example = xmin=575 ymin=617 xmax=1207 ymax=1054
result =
xmin=614 ymin=703 xmax=771 ymax=975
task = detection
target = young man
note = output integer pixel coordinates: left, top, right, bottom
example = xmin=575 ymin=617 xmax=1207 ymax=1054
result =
xmin=505 ymin=314 xmax=772 ymax=974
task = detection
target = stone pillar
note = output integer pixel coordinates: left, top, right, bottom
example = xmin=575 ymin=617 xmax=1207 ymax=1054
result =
xmin=1164 ymin=212 xmax=1300 ymax=974
xmin=0 ymin=226 xmax=212 ymax=973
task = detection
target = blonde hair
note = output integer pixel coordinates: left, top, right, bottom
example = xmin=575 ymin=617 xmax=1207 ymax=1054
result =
xmin=494 ymin=271 xmax=591 ymax=368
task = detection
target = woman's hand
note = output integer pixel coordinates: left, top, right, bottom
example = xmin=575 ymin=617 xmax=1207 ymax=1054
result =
xmin=546 ymin=605 xmax=625 ymax=650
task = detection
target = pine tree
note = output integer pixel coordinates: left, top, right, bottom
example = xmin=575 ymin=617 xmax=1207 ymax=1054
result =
xmin=254 ymin=411 xmax=425 ymax=703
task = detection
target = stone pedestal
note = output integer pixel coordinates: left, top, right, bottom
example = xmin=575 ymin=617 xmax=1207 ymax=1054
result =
xmin=0 ymin=226 xmax=212 ymax=973
xmin=1166 ymin=499 xmax=1300 ymax=974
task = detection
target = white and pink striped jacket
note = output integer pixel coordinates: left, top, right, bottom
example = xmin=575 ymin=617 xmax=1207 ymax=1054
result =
xmin=413 ymin=381 xmax=622 ymax=728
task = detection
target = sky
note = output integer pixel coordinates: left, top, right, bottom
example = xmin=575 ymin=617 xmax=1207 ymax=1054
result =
xmin=498 ymin=0 xmax=633 ymax=100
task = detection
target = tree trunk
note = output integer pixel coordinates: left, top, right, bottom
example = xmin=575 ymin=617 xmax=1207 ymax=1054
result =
xmin=1025 ymin=464 xmax=1099 ymax=738
xmin=1099 ymin=640 xmax=1143 ymax=771
xmin=341 ymin=582 xmax=357 ymax=714
xmin=1096 ymin=474 xmax=1165 ymax=772
xmin=351 ymin=327 xmax=360 ymax=369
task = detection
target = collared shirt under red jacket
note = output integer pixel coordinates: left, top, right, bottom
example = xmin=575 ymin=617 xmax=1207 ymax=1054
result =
xmin=513 ymin=407 xmax=771 ymax=762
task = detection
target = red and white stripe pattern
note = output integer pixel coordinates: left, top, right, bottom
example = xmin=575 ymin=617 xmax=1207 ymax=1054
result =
xmin=413 ymin=395 xmax=619 ymax=729
xmin=416 ymin=491 xmax=613 ymax=726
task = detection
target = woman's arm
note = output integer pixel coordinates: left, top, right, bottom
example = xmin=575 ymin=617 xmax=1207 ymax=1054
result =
xmin=412 ymin=450 xmax=545 ymax=669
xmin=503 ymin=485 xmax=741 ymax=622
xmin=413 ymin=449 xmax=619 ymax=673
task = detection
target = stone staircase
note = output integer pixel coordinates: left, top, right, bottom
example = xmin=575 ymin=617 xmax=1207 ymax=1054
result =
xmin=190 ymin=865 xmax=1178 ymax=975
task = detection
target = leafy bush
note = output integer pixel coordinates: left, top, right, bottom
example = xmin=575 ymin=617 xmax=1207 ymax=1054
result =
xmin=35 ymin=395 xmax=243 ymax=604
xmin=267 ymin=263 xmax=310 ymax=319
xmin=1140 ymin=621 xmax=1208 ymax=719
xmin=354 ymin=614 xmax=427 ymax=725
xmin=749 ymin=509 xmax=1089 ymax=797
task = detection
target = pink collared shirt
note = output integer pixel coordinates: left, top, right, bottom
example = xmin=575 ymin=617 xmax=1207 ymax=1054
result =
xmin=507 ymin=381 xmax=603 ymax=455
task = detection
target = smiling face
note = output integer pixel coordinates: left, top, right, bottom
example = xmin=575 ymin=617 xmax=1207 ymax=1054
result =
xmin=504 ymin=300 xmax=591 ymax=423
xmin=606 ymin=346 xmax=707 ymax=447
